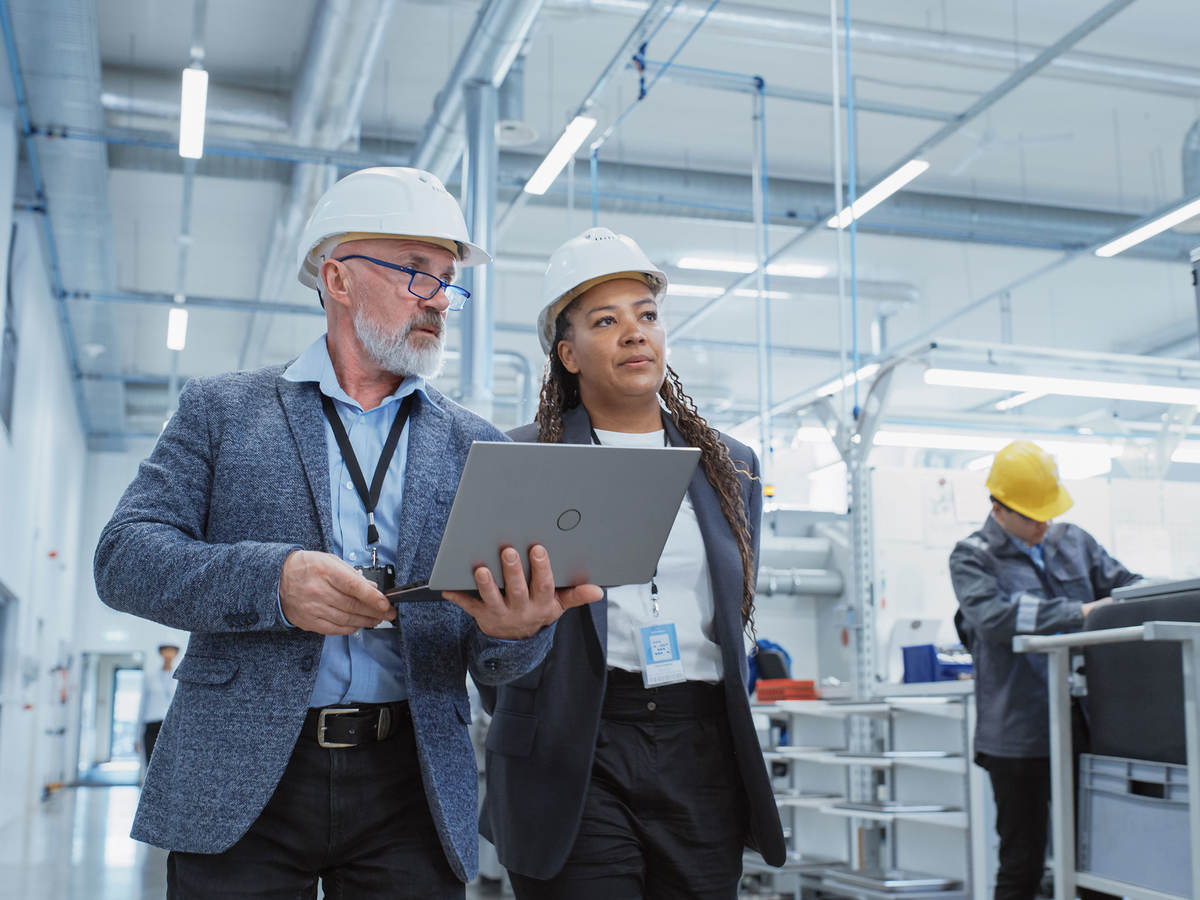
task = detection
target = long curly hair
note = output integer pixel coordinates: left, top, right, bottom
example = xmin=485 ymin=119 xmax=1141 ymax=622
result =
xmin=536 ymin=304 xmax=758 ymax=633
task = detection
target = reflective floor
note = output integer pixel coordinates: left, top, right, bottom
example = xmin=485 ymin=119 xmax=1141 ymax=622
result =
xmin=0 ymin=786 xmax=504 ymax=899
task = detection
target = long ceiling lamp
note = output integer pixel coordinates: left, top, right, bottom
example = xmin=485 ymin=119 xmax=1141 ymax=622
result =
xmin=523 ymin=116 xmax=597 ymax=196
xmin=178 ymin=64 xmax=209 ymax=160
xmin=1095 ymin=196 xmax=1200 ymax=258
xmin=826 ymin=159 xmax=930 ymax=229
xmin=924 ymin=367 xmax=1200 ymax=407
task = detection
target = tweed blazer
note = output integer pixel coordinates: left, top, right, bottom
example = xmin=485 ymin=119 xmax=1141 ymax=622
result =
xmin=479 ymin=404 xmax=786 ymax=879
xmin=93 ymin=364 xmax=553 ymax=882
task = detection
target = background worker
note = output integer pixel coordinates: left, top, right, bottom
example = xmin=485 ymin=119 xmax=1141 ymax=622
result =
xmin=479 ymin=227 xmax=786 ymax=900
xmin=950 ymin=440 xmax=1139 ymax=900
xmin=135 ymin=643 xmax=179 ymax=767
xmin=95 ymin=167 xmax=600 ymax=898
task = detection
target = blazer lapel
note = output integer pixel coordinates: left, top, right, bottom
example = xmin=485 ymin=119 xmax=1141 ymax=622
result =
xmin=277 ymin=377 xmax=333 ymax=550
xmin=560 ymin=405 xmax=608 ymax=643
xmin=394 ymin=392 xmax=453 ymax=584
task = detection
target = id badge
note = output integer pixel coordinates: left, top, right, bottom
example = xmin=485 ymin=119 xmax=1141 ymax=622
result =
xmin=634 ymin=620 xmax=686 ymax=687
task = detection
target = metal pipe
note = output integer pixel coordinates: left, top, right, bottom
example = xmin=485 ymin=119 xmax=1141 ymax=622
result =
xmin=238 ymin=0 xmax=396 ymax=371
xmin=494 ymin=0 xmax=676 ymax=234
xmin=48 ymin=123 xmax=1199 ymax=262
xmin=0 ymin=0 xmax=88 ymax=431
xmin=460 ymin=79 xmax=498 ymax=419
xmin=410 ymin=0 xmax=545 ymax=182
xmin=552 ymin=0 xmax=1200 ymax=98
xmin=756 ymin=567 xmax=844 ymax=597
xmin=750 ymin=81 xmax=771 ymax=469
xmin=636 ymin=59 xmax=954 ymax=121
xmin=1184 ymin=120 xmax=1200 ymax=198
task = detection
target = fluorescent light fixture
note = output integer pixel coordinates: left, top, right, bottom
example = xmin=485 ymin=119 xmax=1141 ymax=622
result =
xmin=166 ymin=307 xmax=189 ymax=351
xmin=827 ymin=159 xmax=930 ymax=229
xmin=178 ymin=66 xmax=209 ymax=159
xmin=1171 ymin=443 xmax=1200 ymax=464
xmin=814 ymin=363 xmax=880 ymax=396
xmin=523 ymin=116 xmax=597 ymax=196
xmin=1095 ymin=196 xmax=1200 ymax=258
xmin=668 ymin=283 xmax=788 ymax=300
xmin=668 ymin=283 xmax=724 ymax=298
xmin=791 ymin=422 xmax=1118 ymax=478
xmin=675 ymin=257 xmax=829 ymax=279
xmin=733 ymin=288 xmax=790 ymax=300
xmin=994 ymin=391 xmax=1046 ymax=411
xmin=924 ymin=367 xmax=1200 ymax=407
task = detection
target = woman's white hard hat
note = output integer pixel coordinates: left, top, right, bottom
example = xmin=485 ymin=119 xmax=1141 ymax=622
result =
xmin=296 ymin=167 xmax=491 ymax=291
xmin=537 ymin=227 xmax=667 ymax=355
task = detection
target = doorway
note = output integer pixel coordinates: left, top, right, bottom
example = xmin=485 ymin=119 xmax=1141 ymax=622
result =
xmin=76 ymin=652 xmax=145 ymax=786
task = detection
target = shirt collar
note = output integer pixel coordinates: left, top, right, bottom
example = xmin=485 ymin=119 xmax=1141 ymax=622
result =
xmin=282 ymin=334 xmax=439 ymax=412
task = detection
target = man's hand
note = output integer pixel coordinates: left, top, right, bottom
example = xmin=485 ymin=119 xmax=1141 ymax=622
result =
xmin=279 ymin=550 xmax=396 ymax=635
xmin=441 ymin=544 xmax=603 ymax=640
xmin=1082 ymin=597 xmax=1114 ymax=617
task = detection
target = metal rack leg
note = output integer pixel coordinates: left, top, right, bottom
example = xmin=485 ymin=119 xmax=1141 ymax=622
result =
xmin=1181 ymin=637 xmax=1200 ymax=900
xmin=1046 ymin=647 xmax=1076 ymax=900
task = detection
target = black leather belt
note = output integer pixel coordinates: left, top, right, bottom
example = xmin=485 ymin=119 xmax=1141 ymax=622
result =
xmin=301 ymin=701 xmax=408 ymax=749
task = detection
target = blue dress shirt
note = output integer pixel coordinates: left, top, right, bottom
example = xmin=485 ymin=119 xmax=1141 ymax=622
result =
xmin=1009 ymin=534 xmax=1046 ymax=571
xmin=282 ymin=335 xmax=439 ymax=706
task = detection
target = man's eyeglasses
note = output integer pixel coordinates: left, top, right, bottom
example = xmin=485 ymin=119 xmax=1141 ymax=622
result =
xmin=334 ymin=254 xmax=471 ymax=310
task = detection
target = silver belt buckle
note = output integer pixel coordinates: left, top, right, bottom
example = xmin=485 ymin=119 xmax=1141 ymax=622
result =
xmin=317 ymin=707 xmax=360 ymax=749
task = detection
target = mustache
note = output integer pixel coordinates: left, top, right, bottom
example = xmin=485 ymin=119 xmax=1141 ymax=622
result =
xmin=404 ymin=311 xmax=444 ymax=338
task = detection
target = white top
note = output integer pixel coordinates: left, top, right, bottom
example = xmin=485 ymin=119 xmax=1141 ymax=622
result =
xmin=138 ymin=664 xmax=178 ymax=726
xmin=593 ymin=427 xmax=723 ymax=683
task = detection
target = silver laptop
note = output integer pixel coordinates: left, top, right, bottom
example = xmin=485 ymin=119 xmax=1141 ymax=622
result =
xmin=388 ymin=441 xmax=701 ymax=597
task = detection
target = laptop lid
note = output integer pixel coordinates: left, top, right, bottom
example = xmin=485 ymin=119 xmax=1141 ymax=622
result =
xmin=420 ymin=441 xmax=702 ymax=592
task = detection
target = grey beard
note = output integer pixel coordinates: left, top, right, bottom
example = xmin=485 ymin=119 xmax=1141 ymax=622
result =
xmin=353 ymin=307 xmax=445 ymax=378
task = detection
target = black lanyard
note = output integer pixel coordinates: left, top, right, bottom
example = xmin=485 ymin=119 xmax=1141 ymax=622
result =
xmin=320 ymin=392 xmax=414 ymax=547
xmin=590 ymin=420 xmax=670 ymax=615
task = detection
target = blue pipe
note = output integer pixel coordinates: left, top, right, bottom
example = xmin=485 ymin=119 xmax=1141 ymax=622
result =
xmin=757 ymin=78 xmax=774 ymax=429
xmin=844 ymin=0 xmax=861 ymax=416
xmin=0 ymin=0 xmax=90 ymax=433
xmin=590 ymin=148 xmax=599 ymax=227
xmin=590 ymin=0 xmax=719 ymax=222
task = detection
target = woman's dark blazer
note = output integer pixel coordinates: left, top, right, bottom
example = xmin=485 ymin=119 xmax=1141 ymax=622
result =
xmin=478 ymin=403 xmax=787 ymax=879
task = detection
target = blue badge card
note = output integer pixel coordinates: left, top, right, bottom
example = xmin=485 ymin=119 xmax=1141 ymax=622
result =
xmin=636 ymin=621 xmax=686 ymax=687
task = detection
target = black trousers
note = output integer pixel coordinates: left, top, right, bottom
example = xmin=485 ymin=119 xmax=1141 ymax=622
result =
xmin=167 ymin=702 xmax=463 ymax=899
xmin=976 ymin=701 xmax=1114 ymax=900
xmin=143 ymin=720 xmax=163 ymax=763
xmin=509 ymin=670 xmax=748 ymax=900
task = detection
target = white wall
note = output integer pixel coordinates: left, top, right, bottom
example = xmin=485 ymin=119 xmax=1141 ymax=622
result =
xmin=74 ymin=444 xmax=189 ymax=659
xmin=0 ymin=117 xmax=91 ymax=832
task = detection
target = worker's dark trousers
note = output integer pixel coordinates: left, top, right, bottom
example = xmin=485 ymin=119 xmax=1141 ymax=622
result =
xmin=976 ymin=702 xmax=1115 ymax=900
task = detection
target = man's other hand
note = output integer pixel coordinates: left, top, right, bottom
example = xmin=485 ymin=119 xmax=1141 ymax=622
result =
xmin=441 ymin=544 xmax=603 ymax=640
xmin=280 ymin=550 xmax=396 ymax=635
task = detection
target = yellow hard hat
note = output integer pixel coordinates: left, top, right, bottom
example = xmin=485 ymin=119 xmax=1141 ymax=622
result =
xmin=985 ymin=441 xmax=1073 ymax=522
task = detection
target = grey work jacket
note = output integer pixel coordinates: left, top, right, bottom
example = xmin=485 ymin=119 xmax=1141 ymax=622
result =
xmin=949 ymin=515 xmax=1139 ymax=758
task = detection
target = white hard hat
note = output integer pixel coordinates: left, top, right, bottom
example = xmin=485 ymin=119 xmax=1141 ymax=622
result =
xmin=536 ymin=227 xmax=667 ymax=354
xmin=296 ymin=166 xmax=491 ymax=291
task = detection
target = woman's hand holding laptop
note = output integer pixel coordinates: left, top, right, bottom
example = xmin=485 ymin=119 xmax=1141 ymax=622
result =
xmin=441 ymin=544 xmax=603 ymax=639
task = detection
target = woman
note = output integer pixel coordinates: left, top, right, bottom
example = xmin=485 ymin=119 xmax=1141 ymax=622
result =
xmin=480 ymin=227 xmax=786 ymax=899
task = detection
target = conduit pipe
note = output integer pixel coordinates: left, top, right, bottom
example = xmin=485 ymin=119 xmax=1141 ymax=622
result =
xmin=550 ymin=0 xmax=1200 ymax=98
xmin=756 ymin=567 xmax=844 ymax=598
xmin=410 ymin=0 xmax=545 ymax=182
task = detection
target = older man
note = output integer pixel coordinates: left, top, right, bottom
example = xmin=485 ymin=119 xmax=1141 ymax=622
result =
xmin=95 ymin=167 xmax=599 ymax=899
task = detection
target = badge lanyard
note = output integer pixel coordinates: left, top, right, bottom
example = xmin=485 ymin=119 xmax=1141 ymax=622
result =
xmin=591 ymin=421 xmax=686 ymax=687
xmin=321 ymin=392 xmax=414 ymax=573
